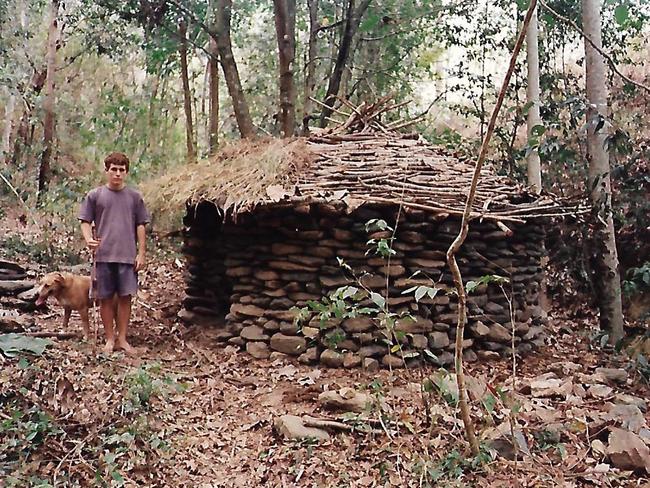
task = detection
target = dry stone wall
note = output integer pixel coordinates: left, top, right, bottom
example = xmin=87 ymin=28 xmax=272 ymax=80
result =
xmin=181 ymin=201 xmax=547 ymax=368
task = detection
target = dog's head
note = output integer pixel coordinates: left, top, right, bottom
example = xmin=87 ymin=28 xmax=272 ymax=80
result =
xmin=35 ymin=272 xmax=65 ymax=306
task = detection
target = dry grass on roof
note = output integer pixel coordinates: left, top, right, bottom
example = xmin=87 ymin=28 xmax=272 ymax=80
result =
xmin=143 ymin=137 xmax=314 ymax=220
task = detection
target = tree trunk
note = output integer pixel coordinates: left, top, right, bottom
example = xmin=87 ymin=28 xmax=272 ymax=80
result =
xmin=2 ymin=91 xmax=16 ymax=157
xmin=9 ymin=70 xmax=46 ymax=167
xmin=179 ymin=20 xmax=196 ymax=163
xmin=302 ymin=0 xmax=319 ymax=135
xmin=215 ymin=0 xmax=255 ymax=139
xmin=582 ymin=0 xmax=624 ymax=343
xmin=318 ymin=0 xmax=372 ymax=128
xmin=37 ymin=0 xmax=60 ymax=202
xmin=272 ymin=0 xmax=296 ymax=137
xmin=526 ymin=5 xmax=542 ymax=193
xmin=208 ymin=38 xmax=219 ymax=154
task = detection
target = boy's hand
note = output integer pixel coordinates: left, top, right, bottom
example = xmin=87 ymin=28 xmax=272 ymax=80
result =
xmin=86 ymin=238 xmax=100 ymax=253
xmin=135 ymin=253 xmax=146 ymax=272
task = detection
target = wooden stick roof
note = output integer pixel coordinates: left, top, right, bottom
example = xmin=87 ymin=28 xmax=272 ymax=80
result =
xmin=146 ymin=99 xmax=587 ymax=223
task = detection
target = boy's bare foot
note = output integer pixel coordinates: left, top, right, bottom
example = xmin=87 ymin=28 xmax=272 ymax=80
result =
xmin=103 ymin=340 xmax=115 ymax=354
xmin=115 ymin=340 xmax=139 ymax=356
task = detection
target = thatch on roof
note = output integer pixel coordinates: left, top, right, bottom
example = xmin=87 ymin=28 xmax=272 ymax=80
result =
xmin=143 ymin=137 xmax=314 ymax=220
xmin=145 ymin=98 xmax=587 ymax=226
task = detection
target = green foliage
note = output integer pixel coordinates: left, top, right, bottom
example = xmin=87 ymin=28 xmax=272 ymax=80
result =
xmin=123 ymin=363 xmax=185 ymax=414
xmin=0 ymin=402 xmax=62 ymax=466
xmin=0 ymin=334 xmax=52 ymax=358
xmin=412 ymin=444 xmax=493 ymax=485
xmin=98 ymin=415 xmax=170 ymax=486
xmin=0 ymin=232 xmax=83 ymax=266
xmin=466 ymin=275 xmax=510 ymax=294
xmin=622 ymin=262 xmax=650 ymax=296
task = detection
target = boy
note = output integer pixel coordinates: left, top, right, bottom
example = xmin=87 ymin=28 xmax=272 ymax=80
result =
xmin=79 ymin=152 xmax=150 ymax=355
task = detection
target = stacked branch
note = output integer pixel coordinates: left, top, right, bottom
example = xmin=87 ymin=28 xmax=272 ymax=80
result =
xmin=312 ymin=94 xmax=420 ymax=136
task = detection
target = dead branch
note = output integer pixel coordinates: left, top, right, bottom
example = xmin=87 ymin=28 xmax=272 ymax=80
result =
xmin=445 ymin=0 xmax=539 ymax=456
xmin=538 ymin=0 xmax=650 ymax=94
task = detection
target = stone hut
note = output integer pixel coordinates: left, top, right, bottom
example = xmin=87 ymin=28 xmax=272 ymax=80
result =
xmin=168 ymin=120 xmax=564 ymax=369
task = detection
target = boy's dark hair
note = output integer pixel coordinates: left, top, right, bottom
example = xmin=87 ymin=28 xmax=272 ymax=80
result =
xmin=104 ymin=152 xmax=130 ymax=171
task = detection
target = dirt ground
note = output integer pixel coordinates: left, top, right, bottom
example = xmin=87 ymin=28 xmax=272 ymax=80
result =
xmin=1 ymin=249 xmax=649 ymax=487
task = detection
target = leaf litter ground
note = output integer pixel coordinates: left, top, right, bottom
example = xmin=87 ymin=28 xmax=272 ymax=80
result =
xmin=1 ymin=255 xmax=649 ymax=487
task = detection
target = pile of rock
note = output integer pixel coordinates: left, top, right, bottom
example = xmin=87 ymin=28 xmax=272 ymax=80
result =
xmin=0 ymin=260 xmax=38 ymax=331
xmin=181 ymin=202 xmax=547 ymax=368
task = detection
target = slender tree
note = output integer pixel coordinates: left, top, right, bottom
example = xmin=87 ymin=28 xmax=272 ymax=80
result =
xmin=215 ymin=0 xmax=255 ymax=138
xmin=178 ymin=19 xmax=196 ymax=163
xmin=526 ymin=5 xmax=542 ymax=193
xmin=2 ymin=88 xmax=16 ymax=157
xmin=208 ymin=37 xmax=219 ymax=154
xmin=318 ymin=0 xmax=371 ymax=127
xmin=37 ymin=0 xmax=60 ymax=201
xmin=272 ymin=0 xmax=296 ymax=137
xmin=302 ymin=0 xmax=319 ymax=134
xmin=581 ymin=0 xmax=624 ymax=343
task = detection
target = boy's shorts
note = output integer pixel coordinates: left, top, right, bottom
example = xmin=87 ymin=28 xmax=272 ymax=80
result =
xmin=94 ymin=263 xmax=138 ymax=299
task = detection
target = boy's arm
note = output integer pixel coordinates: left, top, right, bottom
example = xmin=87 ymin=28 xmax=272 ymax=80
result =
xmin=134 ymin=224 xmax=146 ymax=272
xmin=80 ymin=221 xmax=100 ymax=252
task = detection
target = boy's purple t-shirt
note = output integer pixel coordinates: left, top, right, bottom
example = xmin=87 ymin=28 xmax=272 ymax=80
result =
xmin=79 ymin=185 xmax=150 ymax=264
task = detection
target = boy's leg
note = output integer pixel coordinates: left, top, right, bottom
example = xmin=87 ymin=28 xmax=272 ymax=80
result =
xmin=100 ymin=299 xmax=116 ymax=353
xmin=114 ymin=264 xmax=139 ymax=355
xmin=115 ymin=294 xmax=136 ymax=354
xmin=95 ymin=263 xmax=118 ymax=353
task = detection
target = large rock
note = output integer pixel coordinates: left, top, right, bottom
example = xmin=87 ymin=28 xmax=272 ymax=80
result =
xmin=342 ymin=316 xmax=374 ymax=333
xmin=428 ymin=332 xmax=450 ymax=350
xmin=359 ymin=344 xmax=387 ymax=358
xmin=177 ymin=309 xmax=223 ymax=327
xmin=382 ymin=354 xmax=405 ymax=368
xmin=606 ymin=427 xmax=650 ymax=473
xmin=343 ymin=353 xmax=361 ymax=368
xmin=318 ymin=388 xmax=370 ymax=413
xmin=487 ymin=323 xmax=511 ymax=343
xmin=274 ymin=415 xmax=330 ymax=441
xmin=254 ymin=269 xmax=280 ymax=281
xmin=358 ymin=274 xmax=386 ymax=289
xmin=410 ymin=334 xmax=428 ymax=349
xmin=240 ymin=325 xmax=269 ymax=342
xmin=270 ymin=333 xmax=306 ymax=356
xmin=363 ymin=357 xmax=380 ymax=372
xmin=246 ymin=341 xmax=271 ymax=359
xmin=298 ymin=347 xmax=318 ymax=364
xmin=230 ymin=303 xmax=266 ymax=318
xmin=595 ymin=368 xmax=628 ymax=384
xmin=395 ymin=317 xmax=434 ymax=334
xmin=469 ymin=321 xmax=490 ymax=338
xmin=266 ymin=309 xmax=298 ymax=321
xmin=320 ymin=349 xmax=344 ymax=367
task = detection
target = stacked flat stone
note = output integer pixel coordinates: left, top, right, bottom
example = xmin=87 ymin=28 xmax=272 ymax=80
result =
xmin=0 ymin=260 xmax=38 ymax=330
xmin=180 ymin=201 xmax=547 ymax=368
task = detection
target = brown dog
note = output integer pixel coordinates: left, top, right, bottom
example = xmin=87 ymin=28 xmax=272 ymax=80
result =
xmin=35 ymin=272 xmax=93 ymax=339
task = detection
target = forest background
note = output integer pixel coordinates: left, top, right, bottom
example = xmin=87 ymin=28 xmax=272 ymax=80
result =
xmin=1 ymin=0 xmax=650 ymax=485
xmin=0 ymin=0 xmax=648 ymax=336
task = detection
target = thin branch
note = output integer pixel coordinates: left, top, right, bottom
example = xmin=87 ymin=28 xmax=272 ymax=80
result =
xmin=538 ymin=0 xmax=650 ymax=94
xmin=316 ymin=18 xmax=345 ymax=33
xmin=445 ymin=0 xmax=540 ymax=456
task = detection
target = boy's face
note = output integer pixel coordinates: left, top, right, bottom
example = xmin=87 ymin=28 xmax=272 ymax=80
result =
xmin=106 ymin=163 xmax=128 ymax=189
